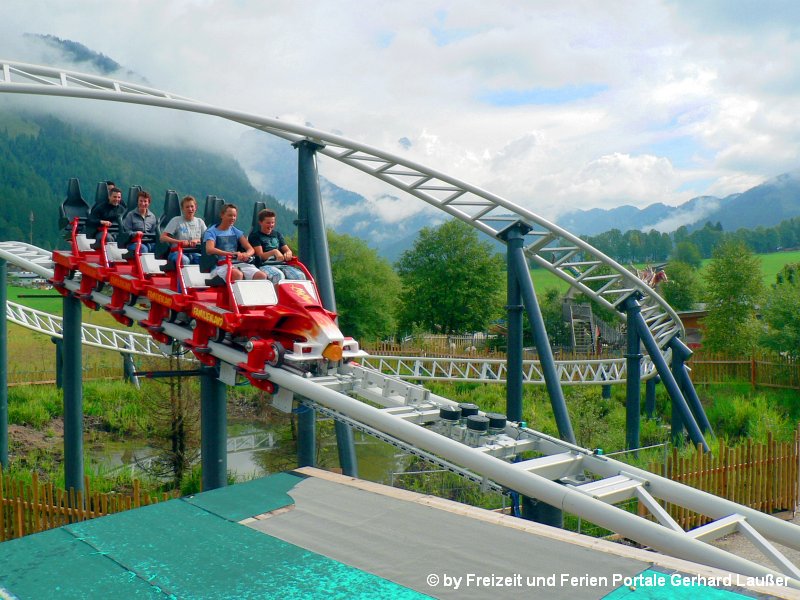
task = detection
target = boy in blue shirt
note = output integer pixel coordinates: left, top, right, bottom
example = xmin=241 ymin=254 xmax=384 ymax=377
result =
xmin=203 ymin=203 xmax=264 ymax=281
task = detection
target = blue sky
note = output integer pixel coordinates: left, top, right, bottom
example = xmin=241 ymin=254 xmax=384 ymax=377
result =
xmin=2 ymin=0 xmax=800 ymax=226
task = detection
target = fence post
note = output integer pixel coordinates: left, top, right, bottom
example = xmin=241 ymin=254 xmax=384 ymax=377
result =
xmin=750 ymin=354 xmax=756 ymax=388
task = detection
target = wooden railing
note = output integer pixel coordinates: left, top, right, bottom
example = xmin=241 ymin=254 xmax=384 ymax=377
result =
xmin=648 ymin=428 xmax=800 ymax=529
xmin=0 ymin=469 xmax=175 ymax=540
xmin=689 ymin=351 xmax=800 ymax=390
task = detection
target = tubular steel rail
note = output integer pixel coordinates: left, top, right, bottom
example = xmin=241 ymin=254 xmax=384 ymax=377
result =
xmin=0 ymin=60 xmax=682 ymax=355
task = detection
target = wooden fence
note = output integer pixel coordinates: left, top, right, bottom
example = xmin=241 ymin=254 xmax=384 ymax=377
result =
xmin=648 ymin=428 xmax=800 ymax=530
xmin=689 ymin=351 xmax=800 ymax=390
xmin=0 ymin=469 xmax=175 ymax=541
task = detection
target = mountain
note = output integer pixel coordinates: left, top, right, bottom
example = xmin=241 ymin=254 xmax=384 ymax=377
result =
xmin=0 ymin=110 xmax=295 ymax=250
xmin=235 ymin=130 xmax=446 ymax=262
xmin=556 ymin=171 xmax=800 ymax=237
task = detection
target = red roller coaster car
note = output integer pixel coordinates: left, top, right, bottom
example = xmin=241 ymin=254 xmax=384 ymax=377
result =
xmin=50 ymin=219 xmax=366 ymax=392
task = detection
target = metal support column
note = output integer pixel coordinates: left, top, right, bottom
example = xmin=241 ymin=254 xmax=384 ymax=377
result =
xmin=502 ymin=225 xmax=575 ymax=444
xmin=294 ymin=138 xmax=357 ymax=477
xmin=622 ymin=297 xmax=642 ymax=451
xmin=501 ymin=225 xmax=524 ymax=423
xmin=63 ymin=294 xmax=84 ymax=493
xmin=669 ymin=337 xmax=713 ymax=436
xmin=200 ymin=365 xmax=227 ymax=491
xmin=0 ymin=259 xmax=7 ymax=469
xmin=628 ymin=298 xmax=709 ymax=452
xmin=122 ymin=352 xmax=139 ymax=388
xmin=296 ymin=404 xmax=316 ymax=468
xmin=645 ymin=376 xmax=659 ymax=419
xmin=51 ymin=337 xmax=63 ymax=389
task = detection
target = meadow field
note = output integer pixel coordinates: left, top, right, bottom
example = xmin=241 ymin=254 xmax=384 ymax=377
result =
xmin=528 ymin=249 xmax=800 ymax=294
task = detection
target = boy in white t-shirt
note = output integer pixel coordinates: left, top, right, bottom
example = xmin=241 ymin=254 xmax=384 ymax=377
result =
xmin=160 ymin=195 xmax=207 ymax=265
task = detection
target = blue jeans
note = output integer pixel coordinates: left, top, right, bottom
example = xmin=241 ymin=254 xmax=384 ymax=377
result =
xmin=168 ymin=251 xmax=201 ymax=266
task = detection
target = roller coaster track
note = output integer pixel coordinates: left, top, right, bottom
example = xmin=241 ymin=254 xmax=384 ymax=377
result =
xmin=4 ymin=62 xmax=800 ymax=588
xmin=0 ymin=60 xmax=682 ymax=354
xmin=0 ymin=238 xmax=653 ymax=382
xmin=0 ymin=241 xmax=658 ymax=384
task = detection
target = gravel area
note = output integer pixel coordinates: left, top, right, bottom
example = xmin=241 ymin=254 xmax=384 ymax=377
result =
xmin=709 ymin=510 xmax=800 ymax=569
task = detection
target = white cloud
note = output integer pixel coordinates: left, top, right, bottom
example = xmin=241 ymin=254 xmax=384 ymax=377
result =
xmin=2 ymin=0 xmax=800 ymax=225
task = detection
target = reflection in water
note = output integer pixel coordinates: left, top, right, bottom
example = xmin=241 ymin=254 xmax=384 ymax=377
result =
xmin=89 ymin=419 xmax=407 ymax=483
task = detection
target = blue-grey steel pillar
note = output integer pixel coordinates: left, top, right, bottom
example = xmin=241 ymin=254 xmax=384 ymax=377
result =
xmin=622 ymin=296 xmax=642 ymax=451
xmin=0 ymin=259 xmax=7 ymax=469
xmin=296 ymin=404 xmax=316 ymax=468
xmin=200 ymin=365 xmax=227 ymax=491
xmin=669 ymin=337 xmax=713 ymax=436
xmin=51 ymin=337 xmax=64 ymax=389
xmin=629 ymin=299 xmax=709 ymax=452
xmin=502 ymin=225 xmax=575 ymax=445
xmin=645 ymin=376 xmax=659 ymax=419
xmin=294 ymin=139 xmax=358 ymax=477
xmin=499 ymin=223 xmax=572 ymax=529
xmin=499 ymin=224 xmax=524 ymax=423
xmin=670 ymin=348 xmax=686 ymax=444
xmin=122 ymin=352 xmax=139 ymax=388
xmin=63 ymin=294 xmax=84 ymax=493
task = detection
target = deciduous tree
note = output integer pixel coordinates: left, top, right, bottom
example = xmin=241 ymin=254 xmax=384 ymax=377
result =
xmin=328 ymin=231 xmax=400 ymax=340
xmin=396 ymin=220 xmax=504 ymax=334
xmin=702 ymin=240 xmax=763 ymax=355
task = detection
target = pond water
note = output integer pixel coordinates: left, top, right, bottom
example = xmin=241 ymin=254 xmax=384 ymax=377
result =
xmin=87 ymin=419 xmax=409 ymax=484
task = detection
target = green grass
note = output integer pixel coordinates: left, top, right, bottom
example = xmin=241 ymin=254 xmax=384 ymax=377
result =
xmin=530 ymin=250 xmax=800 ymax=294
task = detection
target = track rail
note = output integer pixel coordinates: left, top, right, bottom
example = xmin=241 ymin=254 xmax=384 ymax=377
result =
xmin=0 ymin=60 xmax=682 ymax=356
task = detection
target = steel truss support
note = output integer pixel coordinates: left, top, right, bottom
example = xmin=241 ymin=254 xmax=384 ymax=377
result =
xmin=627 ymin=297 xmax=709 ymax=452
xmin=295 ymin=139 xmax=358 ymax=477
xmin=200 ymin=365 xmax=227 ymax=491
xmin=62 ymin=294 xmax=84 ymax=493
xmin=500 ymin=222 xmax=575 ymax=445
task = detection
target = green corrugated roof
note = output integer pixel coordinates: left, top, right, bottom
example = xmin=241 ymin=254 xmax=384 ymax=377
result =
xmin=0 ymin=472 xmax=429 ymax=599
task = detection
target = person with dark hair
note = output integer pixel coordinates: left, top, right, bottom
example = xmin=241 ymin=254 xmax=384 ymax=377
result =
xmin=87 ymin=186 xmax=125 ymax=241
xmin=248 ymin=208 xmax=305 ymax=282
xmin=123 ymin=189 xmax=158 ymax=252
xmin=203 ymin=203 xmax=265 ymax=281
xmin=160 ymin=195 xmax=206 ymax=265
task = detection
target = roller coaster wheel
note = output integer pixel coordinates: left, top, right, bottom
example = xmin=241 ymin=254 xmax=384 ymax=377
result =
xmin=127 ymin=294 xmax=139 ymax=307
xmin=267 ymin=342 xmax=285 ymax=367
xmin=213 ymin=327 xmax=227 ymax=343
xmin=167 ymin=309 xmax=182 ymax=323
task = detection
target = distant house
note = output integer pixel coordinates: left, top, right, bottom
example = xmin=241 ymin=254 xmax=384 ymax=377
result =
xmin=677 ymin=306 xmax=708 ymax=349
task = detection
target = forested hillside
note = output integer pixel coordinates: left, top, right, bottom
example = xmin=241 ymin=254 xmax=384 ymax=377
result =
xmin=0 ymin=110 xmax=296 ymax=249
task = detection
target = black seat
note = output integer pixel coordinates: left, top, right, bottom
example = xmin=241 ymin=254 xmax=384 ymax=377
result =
xmin=203 ymin=195 xmax=224 ymax=228
xmin=154 ymin=190 xmax=181 ymax=259
xmin=251 ymin=201 xmax=266 ymax=232
xmin=59 ymin=178 xmax=90 ymax=233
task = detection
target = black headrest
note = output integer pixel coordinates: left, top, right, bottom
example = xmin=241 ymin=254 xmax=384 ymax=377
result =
xmin=251 ymin=201 xmax=266 ymax=232
xmin=203 ymin=195 xmax=225 ymax=227
xmin=160 ymin=190 xmax=181 ymax=229
xmin=59 ymin=177 xmax=90 ymax=229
